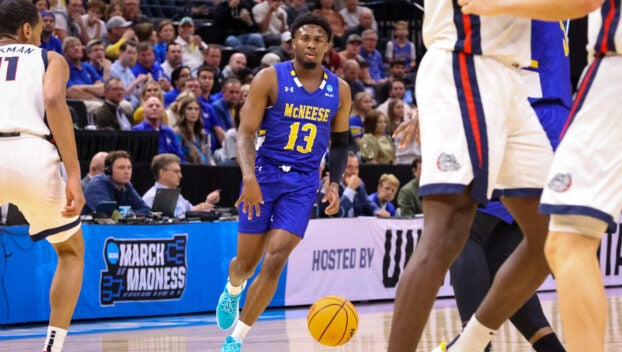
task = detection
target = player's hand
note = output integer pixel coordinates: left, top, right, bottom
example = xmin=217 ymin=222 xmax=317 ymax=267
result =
xmin=235 ymin=176 xmax=264 ymax=220
xmin=393 ymin=116 xmax=420 ymax=148
xmin=346 ymin=175 xmax=362 ymax=190
xmin=458 ymin=0 xmax=501 ymax=16
xmin=63 ymin=177 xmax=85 ymax=218
xmin=322 ymin=182 xmax=340 ymax=216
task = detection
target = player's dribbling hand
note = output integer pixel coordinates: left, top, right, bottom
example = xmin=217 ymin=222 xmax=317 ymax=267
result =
xmin=235 ymin=176 xmax=264 ymax=220
xmin=322 ymin=182 xmax=340 ymax=216
xmin=457 ymin=0 xmax=501 ymax=16
xmin=63 ymin=177 xmax=85 ymax=218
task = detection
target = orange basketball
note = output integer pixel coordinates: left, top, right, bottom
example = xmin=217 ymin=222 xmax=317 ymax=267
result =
xmin=307 ymin=295 xmax=358 ymax=346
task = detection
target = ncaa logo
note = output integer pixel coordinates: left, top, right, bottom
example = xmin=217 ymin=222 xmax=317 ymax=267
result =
xmin=548 ymin=173 xmax=572 ymax=192
xmin=326 ymin=84 xmax=334 ymax=93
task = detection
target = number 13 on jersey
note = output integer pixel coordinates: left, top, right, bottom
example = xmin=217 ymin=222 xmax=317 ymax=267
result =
xmin=284 ymin=122 xmax=317 ymax=154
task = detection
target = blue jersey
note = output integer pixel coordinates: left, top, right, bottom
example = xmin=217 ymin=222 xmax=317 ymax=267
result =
xmin=524 ymin=20 xmax=573 ymax=109
xmin=481 ymin=20 xmax=572 ymax=224
xmin=256 ymin=61 xmax=340 ymax=173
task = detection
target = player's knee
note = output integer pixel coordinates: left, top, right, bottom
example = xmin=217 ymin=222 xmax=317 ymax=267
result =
xmin=261 ymin=252 xmax=289 ymax=277
xmin=53 ymin=229 xmax=85 ymax=261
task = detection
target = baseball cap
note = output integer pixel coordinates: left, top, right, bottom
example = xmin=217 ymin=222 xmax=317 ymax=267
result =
xmin=40 ymin=10 xmax=55 ymax=20
xmin=106 ymin=16 xmax=132 ymax=31
xmin=179 ymin=17 xmax=194 ymax=27
xmin=86 ymin=39 xmax=104 ymax=51
xmin=281 ymin=31 xmax=292 ymax=43
xmin=346 ymin=34 xmax=362 ymax=44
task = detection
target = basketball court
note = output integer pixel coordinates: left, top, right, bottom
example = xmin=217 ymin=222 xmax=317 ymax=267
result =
xmin=2 ymin=288 xmax=621 ymax=351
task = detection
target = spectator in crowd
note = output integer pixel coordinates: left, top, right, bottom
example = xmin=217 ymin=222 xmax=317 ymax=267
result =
xmin=338 ymin=33 xmax=364 ymax=62
xmin=252 ymin=52 xmax=281 ymax=76
xmin=121 ymin=0 xmax=144 ymax=22
xmin=386 ymin=98 xmax=405 ymax=136
xmin=160 ymin=42 xmax=183 ymax=82
xmin=184 ymin=77 xmax=203 ymax=102
xmin=374 ymin=59 xmax=409 ymax=105
xmin=222 ymin=52 xmax=248 ymax=80
xmin=385 ymin=20 xmax=416 ymax=72
xmin=341 ymin=58 xmax=365 ymax=100
xmin=34 ymin=0 xmax=49 ymax=11
xmin=56 ymin=0 xmax=89 ymax=44
xmin=166 ymin=90 xmax=193 ymax=128
xmin=202 ymin=44 xmax=224 ymax=94
xmin=253 ymin=0 xmax=288 ymax=47
xmin=132 ymin=96 xmax=184 ymax=160
xmin=142 ymin=154 xmax=220 ymax=218
xmin=319 ymin=152 xmax=378 ymax=217
xmin=153 ymin=20 xmax=176 ymax=65
xmin=340 ymin=0 xmax=377 ymax=31
xmin=63 ymin=36 xmax=105 ymax=109
xmin=81 ymin=151 xmax=109 ymax=189
xmin=343 ymin=7 xmax=375 ymax=41
xmin=84 ymin=39 xmax=111 ymax=81
xmin=47 ymin=0 xmax=64 ymax=12
xmin=284 ymin=0 xmax=310 ymax=27
xmin=110 ymin=40 xmax=147 ymax=109
xmin=103 ymin=15 xmax=135 ymax=60
xmin=173 ymin=96 xmax=213 ymax=165
xmin=270 ymin=30 xmax=294 ymax=62
xmin=375 ymin=78 xmax=414 ymax=120
xmin=213 ymin=0 xmax=265 ymax=49
xmin=360 ymin=109 xmax=395 ymax=164
xmin=175 ymin=17 xmax=208 ymax=73
xmin=93 ymin=78 xmax=134 ymax=130
xmin=215 ymin=83 xmax=247 ymax=165
xmin=164 ymin=65 xmax=191 ymax=107
xmin=83 ymin=150 xmax=151 ymax=215
xmin=81 ymin=0 xmax=107 ymax=43
xmin=360 ymin=29 xmax=385 ymax=84
xmin=368 ymin=173 xmax=400 ymax=218
xmin=131 ymin=18 xmax=153 ymax=43
xmin=212 ymin=77 xmax=242 ymax=144
xmin=349 ymin=91 xmax=373 ymax=147
xmin=104 ymin=0 xmax=123 ymax=21
xmin=313 ymin=0 xmax=345 ymax=48
xmin=40 ymin=10 xmax=62 ymax=53
xmin=196 ymin=65 xmax=223 ymax=152
xmin=131 ymin=41 xmax=165 ymax=83
xmin=133 ymin=79 xmax=168 ymax=124
xmin=322 ymin=41 xmax=343 ymax=75
xmin=397 ymin=156 xmax=422 ymax=217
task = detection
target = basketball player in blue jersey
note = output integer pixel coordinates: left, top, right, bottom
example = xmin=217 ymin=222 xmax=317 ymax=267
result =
xmin=0 ymin=1 xmax=85 ymax=351
xmin=215 ymin=13 xmax=351 ymax=352
xmin=462 ymin=1 xmax=620 ymax=351
xmin=446 ymin=20 xmax=571 ymax=352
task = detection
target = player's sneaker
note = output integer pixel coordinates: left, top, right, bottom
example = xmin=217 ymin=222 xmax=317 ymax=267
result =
xmin=221 ymin=335 xmax=242 ymax=352
xmin=216 ymin=280 xmax=246 ymax=329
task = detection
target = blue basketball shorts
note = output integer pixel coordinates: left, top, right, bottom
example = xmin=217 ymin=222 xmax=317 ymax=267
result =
xmin=237 ymin=163 xmax=319 ymax=238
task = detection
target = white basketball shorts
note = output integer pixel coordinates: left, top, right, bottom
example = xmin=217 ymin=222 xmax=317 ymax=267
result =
xmin=416 ymin=48 xmax=553 ymax=204
xmin=540 ymin=55 xmax=622 ymax=230
xmin=0 ymin=134 xmax=80 ymax=242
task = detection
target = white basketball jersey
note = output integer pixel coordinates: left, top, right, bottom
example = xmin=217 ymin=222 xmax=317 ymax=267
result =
xmin=423 ymin=1 xmax=532 ymax=68
xmin=587 ymin=2 xmax=622 ymax=56
xmin=0 ymin=44 xmax=48 ymax=136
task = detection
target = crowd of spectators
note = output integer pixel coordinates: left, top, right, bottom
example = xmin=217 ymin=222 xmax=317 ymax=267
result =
xmin=30 ymin=0 xmax=422 ymax=219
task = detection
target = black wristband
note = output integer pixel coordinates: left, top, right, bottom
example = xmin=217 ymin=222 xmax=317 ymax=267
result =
xmin=328 ymin=131 xmax=349 ymax=184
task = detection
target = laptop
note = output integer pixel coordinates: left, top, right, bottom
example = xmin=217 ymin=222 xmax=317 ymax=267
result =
xmin=151 ymin=188 xmax=181 ymax=218
xmin=94 ymin=201 xmax=117 ymax=217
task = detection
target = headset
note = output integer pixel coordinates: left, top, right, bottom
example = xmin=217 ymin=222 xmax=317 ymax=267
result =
xmin=103 ymin=151 xmax=131 ymax=176
xmin=104 ymin=155 xmax=113 ymax=175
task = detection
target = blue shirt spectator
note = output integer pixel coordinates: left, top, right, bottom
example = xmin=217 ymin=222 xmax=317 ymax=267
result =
xmin=360 ymin=29 xmax=385 ymax=83
xmin=40 ymin=11 xmax=62 ymax=54
xmin=67 ymin=60 xmax=102 ymax=87
xmin=132 ymin=120 xmax=185 ymax=161
xmin=368 ymin=192 xmax=397 ymax=217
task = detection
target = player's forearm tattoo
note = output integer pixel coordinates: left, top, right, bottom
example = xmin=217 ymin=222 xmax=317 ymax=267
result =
xmin=237 ymin=133 xmax=257 ymax=178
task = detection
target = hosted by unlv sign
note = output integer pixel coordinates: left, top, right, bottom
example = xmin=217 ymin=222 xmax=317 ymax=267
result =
xmin=284 ymin=218 xmax=622 ymax=306
xmin=100 ymin=235 xmax=188 ymax=306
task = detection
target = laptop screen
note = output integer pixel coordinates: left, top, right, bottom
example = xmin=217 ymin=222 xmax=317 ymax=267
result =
xmin=151 ymin=188 xmax=181 ymax=217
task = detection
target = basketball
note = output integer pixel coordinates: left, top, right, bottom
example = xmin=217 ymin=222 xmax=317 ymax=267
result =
xmin=307 ymin=295 xmax=358 ymax=346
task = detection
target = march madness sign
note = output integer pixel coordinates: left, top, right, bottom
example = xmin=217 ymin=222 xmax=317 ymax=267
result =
xmin=100 ymin=235 xmax=188 ymax=306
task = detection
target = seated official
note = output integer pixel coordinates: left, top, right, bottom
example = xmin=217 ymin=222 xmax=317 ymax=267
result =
xmin=367 ymin=173 xmax=400 ymax=218
xmin=319 ymin=152 xmax=378 ymax=217
xmin=142 ymin=154 xmax=220 ymax=218
xmin=83 ymin=150 xmax=150 ymax=215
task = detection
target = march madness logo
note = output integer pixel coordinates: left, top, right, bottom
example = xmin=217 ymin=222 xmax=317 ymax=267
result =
xmin=100 ymin=235 xmax=187 ymax=306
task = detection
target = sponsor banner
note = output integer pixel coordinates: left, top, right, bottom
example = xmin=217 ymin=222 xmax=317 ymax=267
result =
xmin=285 ymin=218 xmax=622 ymax=306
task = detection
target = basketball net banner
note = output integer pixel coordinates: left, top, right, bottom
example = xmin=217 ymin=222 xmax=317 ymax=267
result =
xmin=284 ymin=217 xmax=622 ymax=306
